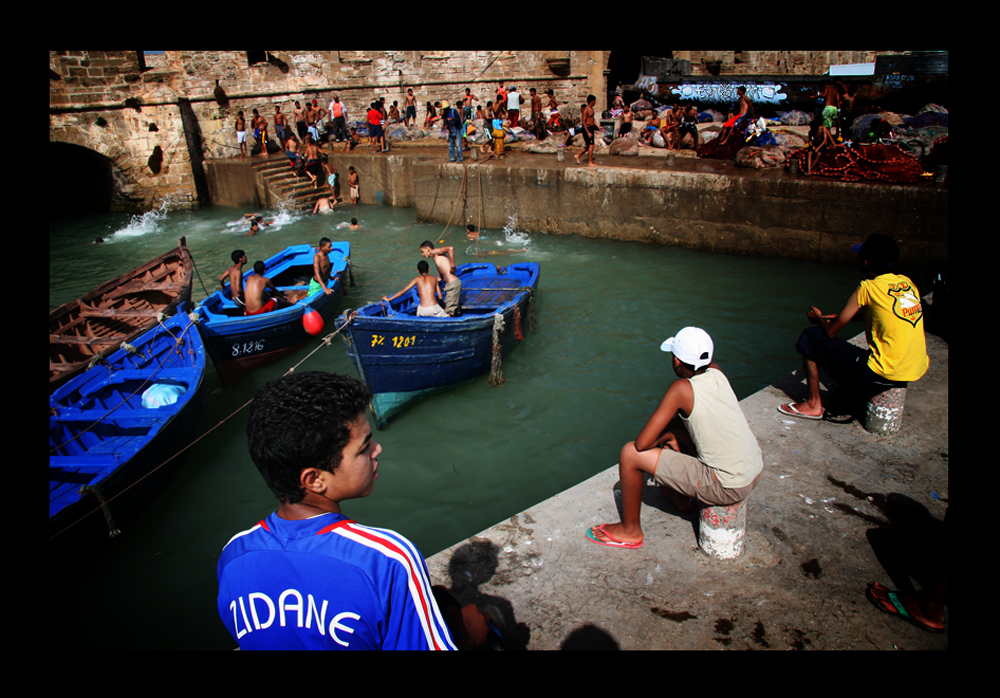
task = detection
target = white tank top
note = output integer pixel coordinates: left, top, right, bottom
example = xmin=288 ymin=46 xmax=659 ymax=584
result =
xmin=681 ymin=368 xmax=762 ymax=488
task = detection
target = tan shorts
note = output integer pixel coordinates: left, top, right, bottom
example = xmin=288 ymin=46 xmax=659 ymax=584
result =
xmin=653 ymin=448 xmax=761 ymax=506
xmin=417 ymin=304 xmax=447 ymax=317
xmin=443 ymin=278 xmax=462 ymax=316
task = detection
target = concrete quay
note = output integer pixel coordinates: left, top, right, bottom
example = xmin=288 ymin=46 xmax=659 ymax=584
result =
xmin=425 ymin=326 xmax=949 ymax=651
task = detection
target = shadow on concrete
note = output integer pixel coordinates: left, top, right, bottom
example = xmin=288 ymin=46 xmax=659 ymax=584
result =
xmin=865 ymin=493 xmax=947 ymax=597
xmin=560 ymin=624 xmax=620 ymax=650
xmin=443 ymin=538 xmax=531 ymax=650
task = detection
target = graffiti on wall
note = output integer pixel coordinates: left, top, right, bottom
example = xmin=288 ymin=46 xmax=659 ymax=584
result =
xmin=669 ymin=82 xmax=789 ymax=105
xmin=635 ymin=74 xmax=658 ymax=92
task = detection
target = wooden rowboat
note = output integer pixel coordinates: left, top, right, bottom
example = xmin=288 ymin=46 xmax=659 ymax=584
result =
xmin=194 ymin=242 xmax=350 ymax=385
xmin=336 ymin=262 xmax=540 ymax=428
xmin=49 ymin=238 xmax=194 ymax=390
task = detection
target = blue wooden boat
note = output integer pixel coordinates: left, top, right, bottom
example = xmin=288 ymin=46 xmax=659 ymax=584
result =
xmin=49 ymin=310 xmax=207 ymax=546
xmin=194 ymin=242 xmax=350 ymax=385
xmin=336 ymin=262 xmax=540 ymax=427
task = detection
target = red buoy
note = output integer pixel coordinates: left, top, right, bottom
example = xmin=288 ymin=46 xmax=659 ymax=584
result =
xmin=303 ymin=308 xmax=324 ymax=335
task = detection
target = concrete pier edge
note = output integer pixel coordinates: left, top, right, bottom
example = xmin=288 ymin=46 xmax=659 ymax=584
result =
xmin=425 ymin=327 xmax=948 ymax=650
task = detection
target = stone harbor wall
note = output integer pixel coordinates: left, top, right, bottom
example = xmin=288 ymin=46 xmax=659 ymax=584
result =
xmin=49 ymin=50 xmax=604 ymax=211
xmin=49 ymin=50 xmax=928 ymax=212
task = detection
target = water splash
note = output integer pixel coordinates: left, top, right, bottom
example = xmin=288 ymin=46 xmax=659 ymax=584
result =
xmin=221 ymin=204 xmax=303 ymax=236
xmin=109 ymin=197 xmax=176 ymax=240
xmin=501 ymin=214 xmax=531 ymax=246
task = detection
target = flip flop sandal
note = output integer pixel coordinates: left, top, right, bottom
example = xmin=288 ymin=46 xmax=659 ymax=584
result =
xmin=866 ymin=582 xmax=945 ymax=633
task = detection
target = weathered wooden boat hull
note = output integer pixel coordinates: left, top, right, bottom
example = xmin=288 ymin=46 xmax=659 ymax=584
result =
xmin=49 ymin=311 xmax=207 ymax=548
xmin=49 ymin=238 xmax=194 ymax=390
xmin=338 ymin=262 xmax=540 ymax=427
xmin=194 ymin=243 xmax=350 ymax=386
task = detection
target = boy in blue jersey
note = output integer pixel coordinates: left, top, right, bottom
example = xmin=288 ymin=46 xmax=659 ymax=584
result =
xmin=217 ymin=371 xmax=491 ymax=650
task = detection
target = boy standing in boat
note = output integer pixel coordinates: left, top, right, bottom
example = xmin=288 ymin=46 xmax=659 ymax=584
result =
xmin=310 ymin=238 xmax=336 ymax=296
xmin=219 ymin=250 xmax=247 ymax=310
xmin=217 ymin=371 xmax=494 ymax=650
xmin=383 ymin=260 xmax=446 ymax=317
xmin=420 ymin=241 xmax=462 ymax=317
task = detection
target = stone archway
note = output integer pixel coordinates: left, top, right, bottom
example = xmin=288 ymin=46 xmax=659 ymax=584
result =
xmin=49 ymin=120 xmax=149 ymax=215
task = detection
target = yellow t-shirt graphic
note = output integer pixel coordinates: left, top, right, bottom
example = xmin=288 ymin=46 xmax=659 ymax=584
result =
xmin=857 ymin=274 xmax=929 ymax=382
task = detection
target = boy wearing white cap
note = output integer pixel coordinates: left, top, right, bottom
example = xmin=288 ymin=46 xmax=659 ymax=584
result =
xmin=587 ymin=327 xmax=763 ymax=549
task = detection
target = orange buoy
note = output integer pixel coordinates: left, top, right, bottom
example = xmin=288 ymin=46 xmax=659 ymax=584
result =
xmin=303 ymin=308 xmax=324 ymax=335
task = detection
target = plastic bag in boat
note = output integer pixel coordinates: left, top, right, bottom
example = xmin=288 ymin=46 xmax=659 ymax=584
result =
xmin=141 ymin=382 xmax=187 ymax=408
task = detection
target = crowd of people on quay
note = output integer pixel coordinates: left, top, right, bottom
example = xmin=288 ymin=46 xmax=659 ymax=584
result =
xmin=235 ymin=77 xmax=946 ymax=186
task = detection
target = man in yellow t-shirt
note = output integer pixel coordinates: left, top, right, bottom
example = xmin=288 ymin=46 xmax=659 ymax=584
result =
xmin=778 ymin=234 xmax=929 ymax=420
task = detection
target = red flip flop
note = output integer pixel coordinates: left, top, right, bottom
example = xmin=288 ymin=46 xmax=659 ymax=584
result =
xmin=586 ymin=524 xmax=643 ymax=549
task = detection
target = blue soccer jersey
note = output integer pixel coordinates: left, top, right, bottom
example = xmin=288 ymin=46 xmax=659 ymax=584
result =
xmin=217 ymin=512 xmax=457 ymax=650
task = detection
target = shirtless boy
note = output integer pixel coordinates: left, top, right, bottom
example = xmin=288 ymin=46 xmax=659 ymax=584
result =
xmin=404 ymin=88 xmax=418 ymax=127
xmin=313 ymin=196 xmax=336 ymax=213
xmin=462 ymin=88 xmax=478 ymax=122
xmin=235 ymin=112 xmax=248 ymax=158
xmin=245 ymin=260 xmax=292 ymax=315
xmin=575 ymin=95 xmax=598 ymax=166
xmin=274 ymin=106 xmax=288 ymax=147
xmin=304 ymin=136 xmax=323 ymax=188
xmin=294 ymin=100 xmax=307 ymax=140
xmin=419 ymin=241 xmax=461 ymax=317
xmin=252 ymin=109 xmax=268 ymax=156
xmin=383 ymin=260 xmax=446 ymax=317
xmin=348 ymin=166 xmax=360 ymax=203
xmin=310 ymin=238 xmax=336 ymax=296
xmin=220 ymin=250 xmax=248 ymax=310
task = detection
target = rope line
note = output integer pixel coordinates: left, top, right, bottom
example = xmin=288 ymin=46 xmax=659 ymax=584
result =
xmin=49 ymin=309 xmax=358 ymax=542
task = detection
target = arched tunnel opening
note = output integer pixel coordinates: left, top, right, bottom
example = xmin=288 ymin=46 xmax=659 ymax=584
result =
xmin=49 ymin=142 xmax=116 ymax=219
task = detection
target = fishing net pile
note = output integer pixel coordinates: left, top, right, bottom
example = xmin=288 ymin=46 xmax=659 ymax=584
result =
xmin=787 ymin=142 xmax=928 ymax=182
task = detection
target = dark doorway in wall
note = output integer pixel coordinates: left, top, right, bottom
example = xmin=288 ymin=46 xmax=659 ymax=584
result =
xmin=50 ymin=142 xmax=114 ymax=219
xmin=607 ymin=51 xmax=667 ymax=93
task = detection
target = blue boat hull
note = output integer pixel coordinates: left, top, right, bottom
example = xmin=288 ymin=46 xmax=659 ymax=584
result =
xmin=338 ymin=262 xmax=540 ymax=427
xmin=195 ymin=243 xmax=350 ymax=385
xmin=49 ymin=311 xmax=207 ymax=547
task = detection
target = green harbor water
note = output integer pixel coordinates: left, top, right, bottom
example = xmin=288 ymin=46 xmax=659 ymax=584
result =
xmin=49 ymin=200 xmax=863 ymax=649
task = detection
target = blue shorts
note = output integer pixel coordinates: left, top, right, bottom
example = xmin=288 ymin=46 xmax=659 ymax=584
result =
xmin=795 ymin=327 xmax=905 ymax=390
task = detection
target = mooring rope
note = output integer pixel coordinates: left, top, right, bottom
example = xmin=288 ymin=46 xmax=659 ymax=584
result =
xmin=49 ymin=309 xmax=359 ymax=543
xmin=79 ymin=484 xmax=121 ymax=539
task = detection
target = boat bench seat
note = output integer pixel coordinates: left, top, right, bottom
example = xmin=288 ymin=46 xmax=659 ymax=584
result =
xmin=51 ymin=408 xmax=167 ymax=424
xmin=76 ymin=369 xmax=194 ymax=399
xmin=49 ymin=463 xmax=104 ymax=486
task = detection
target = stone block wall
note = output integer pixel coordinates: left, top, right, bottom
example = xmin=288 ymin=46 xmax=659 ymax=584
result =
xmin=51 ymin=50 xmax=605 ymax=210
xmin=687 ymin=51 xmax=897 ymax=76
xmin=51 ymin=50 xmax=917 ymax=212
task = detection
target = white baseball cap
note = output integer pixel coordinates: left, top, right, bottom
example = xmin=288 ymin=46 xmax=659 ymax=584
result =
xmin=660 ymin=327 xmax=714 ymax=370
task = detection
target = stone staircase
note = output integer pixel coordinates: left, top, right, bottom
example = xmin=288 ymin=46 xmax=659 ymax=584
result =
xmin=250 ymin=156 xmax=331 ymax=212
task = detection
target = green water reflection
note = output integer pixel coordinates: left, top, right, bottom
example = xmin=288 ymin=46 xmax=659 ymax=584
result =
xmin=49 ymin=201 xmax=862 ymax=649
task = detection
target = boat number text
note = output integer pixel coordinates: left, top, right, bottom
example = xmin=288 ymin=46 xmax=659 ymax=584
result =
xmin=370 ymin=334 xmax=417 ymax=348
xmin=232 ymin=339 xmax=265 ymax=357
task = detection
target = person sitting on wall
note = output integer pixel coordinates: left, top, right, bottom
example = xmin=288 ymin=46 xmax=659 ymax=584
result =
xmin=777 ymin=234 xmax=929 ymax=420
xmin=587 ymin=327 xmax=763 ymax=549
